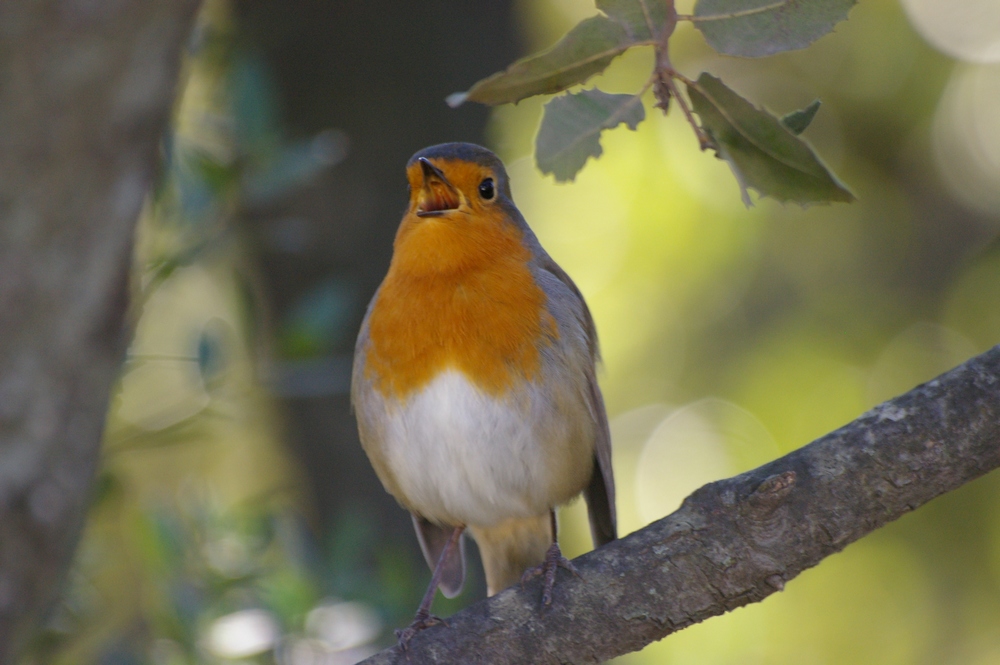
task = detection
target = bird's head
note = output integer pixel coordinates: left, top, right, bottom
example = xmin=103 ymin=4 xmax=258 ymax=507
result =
xmin=403 ymin=143 xmax=513 ymax=221
xmin=392 ymin=143 xmax=527 ymax=276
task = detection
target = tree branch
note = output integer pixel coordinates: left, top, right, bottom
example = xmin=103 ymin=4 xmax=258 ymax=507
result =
xmin=359 ymin=344 xmax=1000 ymax=664
xmin=0 ymin=2 xmax=199 ymax=661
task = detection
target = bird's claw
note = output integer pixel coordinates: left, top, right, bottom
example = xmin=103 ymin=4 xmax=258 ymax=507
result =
xmin=395 ymin=611 xmax=449 ymax=652
xmin=520 ymin=542 xmax=581 ymax=606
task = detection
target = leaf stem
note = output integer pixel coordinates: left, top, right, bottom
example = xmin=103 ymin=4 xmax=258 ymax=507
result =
xmin=671 ymin=70 xmax=696 ymax=87
xmin=665 ymin=70 xmax=712 ymax=150
xmin=652 ymin=0 xmax=677 ymax=113
xmin=652 ymin=1 xmax=711 ymax=151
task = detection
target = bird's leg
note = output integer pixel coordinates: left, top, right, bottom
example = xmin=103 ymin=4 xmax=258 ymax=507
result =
xmin=395 ymin=525 xmax=464 ymax=650
xmin=521 ymin=509 xmax=581 ymax=606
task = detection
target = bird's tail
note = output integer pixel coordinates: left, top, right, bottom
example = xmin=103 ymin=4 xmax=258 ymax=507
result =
xmin=412 ymin=514 xmax=466 ymax=598
xmin=469 ymin=514 xmax=552 ymax=596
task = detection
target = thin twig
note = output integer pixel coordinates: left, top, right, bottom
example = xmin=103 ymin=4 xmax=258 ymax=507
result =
xmin=650 ymin=0 xmax=712 ymax=150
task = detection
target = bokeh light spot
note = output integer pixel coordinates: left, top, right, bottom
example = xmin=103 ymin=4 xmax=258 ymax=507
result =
xmin=932 ymin=64 xmax=1000 ymax=216
xmin=867 ymin=322 xmax=978 ymax=405
xmin=635 ymin=398 xmax=777 ymax=524
xmin=902 ymin=0 xmax=1000 ymax=63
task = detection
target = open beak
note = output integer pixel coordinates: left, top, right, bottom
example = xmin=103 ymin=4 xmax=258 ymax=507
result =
xmin=416 ymin=158 xmax=460 ymax=217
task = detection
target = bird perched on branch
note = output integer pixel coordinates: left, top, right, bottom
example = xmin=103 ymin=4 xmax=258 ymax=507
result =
xmin=351 ymin=142 xmax=616 ymax=644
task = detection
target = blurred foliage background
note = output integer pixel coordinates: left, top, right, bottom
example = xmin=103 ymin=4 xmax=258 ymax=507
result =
xmin=19 ymin=0 xmax=1000 ymax=663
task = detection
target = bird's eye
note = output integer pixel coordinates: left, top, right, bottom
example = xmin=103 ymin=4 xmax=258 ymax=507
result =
xmin=478 ymin=178 xmax=495 ymax=200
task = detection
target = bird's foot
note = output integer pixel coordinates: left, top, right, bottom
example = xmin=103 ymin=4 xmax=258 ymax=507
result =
xmin=395 ymin=610 xmax=448 ymax=652
xmin=520 ymin=542 xmax=581 ymax=606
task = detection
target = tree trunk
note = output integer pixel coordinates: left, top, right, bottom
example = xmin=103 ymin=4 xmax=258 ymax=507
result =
xmin=0 ymin=2 xmax=200 ymax=661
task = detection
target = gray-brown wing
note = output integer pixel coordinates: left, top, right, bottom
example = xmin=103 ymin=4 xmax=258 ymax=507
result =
xmin=536 ymin=253 xmax=617 ymax=546
xmin=412 ymin=513 xmax=466 ymax=598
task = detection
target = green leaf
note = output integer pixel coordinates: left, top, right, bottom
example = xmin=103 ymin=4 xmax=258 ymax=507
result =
xmin=597 ymin=0 xmax=672 ymax=41
xmin=693 ymin=0 xmax=856 ymax=57
xmin=447 ymin=0 xmax=674 ymax=107
xmin=191 ymin=151 xmax=239 ymax=197
xmin=687 ymin=74 xmax=853 ymax=206
xmin=447 ymin=16 xmax=632 ymax=107
xmin=536 ymin=88 xmax=645 ymax=182
xmin=781 ymin=99 xmax=821 ymax=135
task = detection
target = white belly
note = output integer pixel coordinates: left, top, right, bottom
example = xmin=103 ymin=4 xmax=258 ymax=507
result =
xmin=374 ymin=369 xmax=592 ymax=527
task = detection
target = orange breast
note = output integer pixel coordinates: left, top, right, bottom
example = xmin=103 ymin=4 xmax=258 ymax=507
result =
xmin=365 ymin=209 xmax=558 ymax=399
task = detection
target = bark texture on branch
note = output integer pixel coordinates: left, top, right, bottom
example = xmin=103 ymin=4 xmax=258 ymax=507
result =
xmin=0 ymin=2 xmax=199 ymax=661
xmin=359 ymin=344 xmax=1000 ymax=664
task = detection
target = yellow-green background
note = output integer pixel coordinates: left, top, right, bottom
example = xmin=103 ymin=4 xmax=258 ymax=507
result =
xmin=25 ymin=0 xmax=1000 ymax=663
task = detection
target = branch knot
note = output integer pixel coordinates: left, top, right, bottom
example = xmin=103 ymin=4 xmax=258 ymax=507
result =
xmin=746 ymin=471 xmax=796 ymax=515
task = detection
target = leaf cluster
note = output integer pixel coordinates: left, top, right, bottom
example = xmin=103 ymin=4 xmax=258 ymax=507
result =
xmin=450 ymin=0 xmax=857 ymax=206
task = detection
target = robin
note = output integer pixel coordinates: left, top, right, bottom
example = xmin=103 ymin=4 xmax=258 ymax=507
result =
xmin=351 ymin=142 xmax=616 ymax=643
